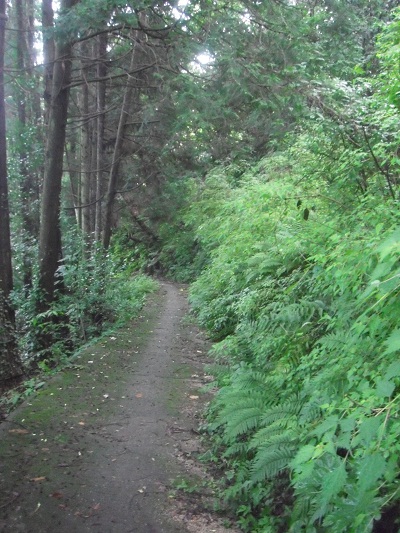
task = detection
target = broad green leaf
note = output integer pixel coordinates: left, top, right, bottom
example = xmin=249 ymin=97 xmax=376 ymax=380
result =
xmin=294 ymin=460 xmax=315 ymax=482
xmin=312 ymin=416 xmax=339 ymax=438
xmin=384 ymin=360 xmax=400 ymax=380
xmin=290 ymin=444 xmax=315 ymax=467
xmin=340 ymin=417 xmax=356 ymax=433
xmin=375 ymin=377 xmax=395 ymax=398
xmin=357 ymin=416 xmax=383 ymax=446
xmin=377 ymin=228 xmax=400 ymax=260
xmin=384 ymin=454 xmax=398 ymax=482
xmin=317 ymin=463 xmax=347 ymax=512
xmin=357 ymin=453 xmax=386 ymax=493
xmin=384 ymin=329 xmax=400 ymax=355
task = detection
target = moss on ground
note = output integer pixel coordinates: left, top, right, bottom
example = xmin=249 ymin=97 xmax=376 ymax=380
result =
xmin=0 ymin=291 xmax=161 ymax=517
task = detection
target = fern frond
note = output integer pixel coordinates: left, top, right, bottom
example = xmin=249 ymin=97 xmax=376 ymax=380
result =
xmin=205 ymin=363 xmax=232 ymax=381
xmin=246 ymin=255 xmax=283 ymax=282
xmin=223 ymin=406 xmax=264 ymax=439
xmin=249 ymin=427 xmax=297 ymax=450
xmin=317 ymin=330 xmax=355 ymax=351
xmin=250 ymin=444 xmax=297 ymax=482
xmin=290 ymin=494 xmax=312 ymax=529
xmin=223 ymin=441 xmax=248 ymax=457
xmin=215 ymin=388 xmax=265 ymax=411
xmin=261 ymin=397 xmax=304 ymax=427
xmin=231 ymin=369 xmax=279 ymax=398
xmin=298 ymin=401 xmax=322 ymax=425
xmin=231 ymin=370 xmax=267 ymax=389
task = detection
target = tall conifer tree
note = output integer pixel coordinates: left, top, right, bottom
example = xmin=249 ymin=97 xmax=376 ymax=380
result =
xmin=0 ymin=0 xmax=23 ymax=382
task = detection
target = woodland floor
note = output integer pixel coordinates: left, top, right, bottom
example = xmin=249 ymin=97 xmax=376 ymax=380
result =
xmin=0 ymin=282 xmax=237 ymax=533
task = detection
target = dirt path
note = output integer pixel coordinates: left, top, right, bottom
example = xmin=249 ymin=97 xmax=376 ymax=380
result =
xmin=0 ymin=282 xmax=234 ymax=533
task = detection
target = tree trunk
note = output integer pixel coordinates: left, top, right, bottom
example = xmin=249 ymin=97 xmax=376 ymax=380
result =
xmin=15 ymin=0 xmax=40 ymax=289
xmin=0 ymin=0 xmax=23 ymax=382
xmin=42 ymin=0 xmax=54 ymax=123
xmin=80 ymin=40 xmax=92 ymax=245
xmin=38 ymin=0 xmax=77 ymax=309
xmin=102 ymin=37 xmax=137 ymax=249
xmin=94 ymin=33 xmax=107 ymax=243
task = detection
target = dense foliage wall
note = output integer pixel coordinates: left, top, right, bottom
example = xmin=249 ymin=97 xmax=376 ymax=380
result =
xmin=184 ymin=155 xmax=399 ymax=531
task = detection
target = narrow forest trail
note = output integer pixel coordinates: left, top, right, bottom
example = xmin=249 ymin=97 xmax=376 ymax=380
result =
xmin=0 ymin=282 xmax=234 ymax=533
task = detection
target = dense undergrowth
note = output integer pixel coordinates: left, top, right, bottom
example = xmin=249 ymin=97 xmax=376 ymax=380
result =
xmin=7 ymin=233 xmax=157 ymax=395
xmin=191 ymin=167 xmax=398 ymax=532
xmin=160 ymin=77 xmax=400 ymax=529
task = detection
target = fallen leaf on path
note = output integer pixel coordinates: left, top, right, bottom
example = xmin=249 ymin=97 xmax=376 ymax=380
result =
xmin=135 ymin=393 xmax=143 ymax=398
xmin=9 ymin=429 xmax=29 ymax=435
xmin=31 ymin=477 xmax=46 ymax=482
xmin=189 ymin=395 xmax=199 ymax=400
xmin=31 ymin=503 xmax=41 ymax=515
xmin=93 ymin=503 xmax=101 ymax=511
xmin=78 ymin=421 xmax=85 ymax=426
xmin=50 ymin=492 xmax=63 ymax=499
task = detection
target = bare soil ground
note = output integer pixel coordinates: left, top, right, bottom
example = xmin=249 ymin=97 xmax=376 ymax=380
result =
xmin=0 ymin=282 xmax=237 ymax=533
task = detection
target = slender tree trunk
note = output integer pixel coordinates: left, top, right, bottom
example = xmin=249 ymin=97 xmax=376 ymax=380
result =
xmin=0 ymin=0 xmax=23 ymax=381
xmin=38 ymin=0 xmax=77 ymax=309
xmin=15 ymin=0 xmax=40 ymax=288
xmin=42 ymin=0 xmax=54 ymax=123
xmin=66 ymin=140 xmax=81 ymax=226
xmin=90 ymin=114 xmax=97 ymax=232
xmin=80 ymin=92 xmax=92 ymax=239
xmin=80 ymin=40 xmax=92 ymax=245
xmin=102 ymin=38 xmax=137 ymax=249
xmin=95 ymin=33 xmax=107 ymax=243
xmin=15 ymin=0 xmax=29 ymax=284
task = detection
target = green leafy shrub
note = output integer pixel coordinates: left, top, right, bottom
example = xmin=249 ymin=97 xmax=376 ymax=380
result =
xmin=186 ymin=134 xmax=399 ymax=531
xmin=13 ymin=234 xmax=157 ymax=367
